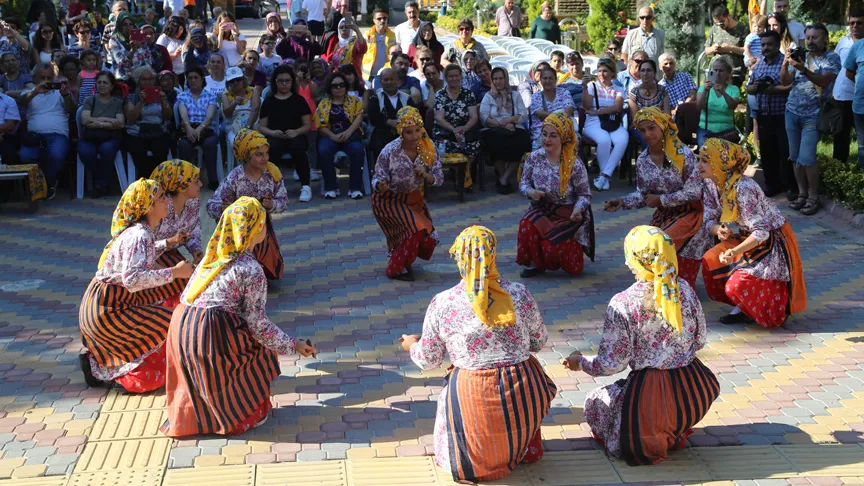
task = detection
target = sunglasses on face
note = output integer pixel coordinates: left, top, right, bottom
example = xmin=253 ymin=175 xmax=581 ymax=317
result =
xmin=331 ymin=82 xmax=347 ymax=88
xmin=419 ymin=57 xmax=432 ymax=62
xmin=607 ymin=46 xmax=619 ymax=51
xmin=458 ymin=27 xmax=471 ymax=32
xmin=639 ymin=15 xmax=653 ymax=19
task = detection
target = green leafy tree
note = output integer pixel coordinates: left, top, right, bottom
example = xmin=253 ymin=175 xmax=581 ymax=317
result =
xmin=655 ymin=0 xmax=706 ymax=74
xmin=586 ymin=0 xmax=629 ymax=54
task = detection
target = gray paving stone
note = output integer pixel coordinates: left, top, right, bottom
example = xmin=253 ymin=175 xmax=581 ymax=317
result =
xmin=296 ymin=450 xmax=328 ymax=461
xmin=169 ymin=447 xmax=202 ymax=459
xmin=198 ymin=439 xmax=228 ymax=448
xmin=24 ymin=446 xmax=57 ymax=458
xmin=44 ymin=453 xmax=78 ymax=466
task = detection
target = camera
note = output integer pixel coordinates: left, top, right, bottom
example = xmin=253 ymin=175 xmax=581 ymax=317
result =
xmin=789 ymin=45 xmax=806 ymax=63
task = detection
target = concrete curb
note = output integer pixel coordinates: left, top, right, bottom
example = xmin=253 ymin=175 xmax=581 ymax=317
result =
xmin=823 ymin=199 xmax=864 ymax=228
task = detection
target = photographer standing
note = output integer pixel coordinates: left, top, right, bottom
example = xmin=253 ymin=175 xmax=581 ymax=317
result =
xmin=780 ymin=24 xmax=839 ymax=216
xmin=747 ymin=30 xmax=793 ymax=198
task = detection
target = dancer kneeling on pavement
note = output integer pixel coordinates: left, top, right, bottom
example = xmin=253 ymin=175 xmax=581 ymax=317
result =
xmin=402 ymin=226 xmax=557 ymax=483
xmin=699 ymin=139 xmax=806 ymax=328
xmin=79 ymin=179 xmax=195 ymax=392
xmin=150 ymin=159 xmax=204 ymax=308
xmin=163 ymin=197 xmax=316 ymax=437
xmin=604 ymin=108 xmax=705 ymax=290
xmin=564 ymin=225 xmax=719 ymax=466
xmin=371 ymin=106 xmax=444 ymax=282
xmin=207 ymin=129 xmax=288 ymax=281
xmin=517 ymin=112 xmax=595 ymax=278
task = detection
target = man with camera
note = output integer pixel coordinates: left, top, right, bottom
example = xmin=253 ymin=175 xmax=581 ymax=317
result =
xmin=779 ymin=23 xmax=839 ymax=216
xmin=19 ymin=63 xmax=76 ymax=200
xmin=747 ymin=30 xmax=793 ymax=199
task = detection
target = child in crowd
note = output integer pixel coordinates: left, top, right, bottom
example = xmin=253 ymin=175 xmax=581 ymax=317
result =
xmin=258 ymin=33 xmax=283 ymax=77
xmin=78 ymin=49 xmax=100 ymax=106
xmin=745 ymin=14 xmax=767 ymax=164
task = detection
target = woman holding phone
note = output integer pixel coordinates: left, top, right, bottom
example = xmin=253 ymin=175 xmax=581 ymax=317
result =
xmin=108 ymin=12 xmax=153 ymax=82
xmin=213 ymin=12 xmax=246 ymax=67
xmin=125 ymin=66 xmax=172 ymax=178
xmin=695 ymin=57 xmax=740 ymax=147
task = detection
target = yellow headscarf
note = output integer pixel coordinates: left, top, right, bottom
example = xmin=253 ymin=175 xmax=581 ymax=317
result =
xmin=150 ymin=159 xmax=200 ymax=193
xmin=701 ymin=138 xmax=751 ymax=224
xmin=185 ymin=196 xmax=267 ymax=302
xmin=396 ymin=106 xmax=436 ymax=168
xmin=633 ymin=107 xmax=687 ymax=173
xmin=624 ymin=225 xmax=683 ymax=333
xmin=98 ymin=179 xmax=162 ymax=270
xmin=449 ymin=226 xmax=516 ymax=328
xmin=232 ymin=128 xmax=283 ymax=183
xmin=542 ymin=112 xmax=578 ymax=199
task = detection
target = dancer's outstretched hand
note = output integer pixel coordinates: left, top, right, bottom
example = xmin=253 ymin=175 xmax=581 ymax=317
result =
xmin=562 ymin=351 xmax=582 ymax=372
xmin=400 ymin=334 xmax=420 ymax=352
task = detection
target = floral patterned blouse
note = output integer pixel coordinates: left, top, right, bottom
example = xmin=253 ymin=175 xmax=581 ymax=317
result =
xmin=108 ymin=38 xmax=153 ymax=81
xmin=622 ymin=149 xmax=703 ymax=260
xmin=432 ymin=87 xmax=476 ymax=140
xmin=519 ymin=149 xmax=593 ymax=249
xmin=181 ymin=253 xmax=298 ymax=355
xmin=578 ymin=279 xmax=707 ymax=376
xmin=154 ymin=197 xmax=203 ymax=255
xmin=372 ymin=138 xmax=445 ymax=194
xmin=95 ymin=222 xmax=175 ymax=293
xmin=206 ymin=166 xmax=289 ymax=220
xmin=529 ymin=87 xmax=576 ymax=141
xmin=410 ymin=280 xmax=548 ymax=371
xmin=690 ymin=178 xmax=722 ymax=257
xmin=703 ymin=176 xmax=789 ymax=282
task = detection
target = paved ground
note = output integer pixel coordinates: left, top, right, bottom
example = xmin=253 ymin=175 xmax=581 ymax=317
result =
xmin=0 ymin=17 xmax=863 ymax=486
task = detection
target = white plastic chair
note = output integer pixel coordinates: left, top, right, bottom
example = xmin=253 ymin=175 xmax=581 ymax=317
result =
xmin=75 ymin=106 xmax=129 ymax=199
xmin=509 ymin=70 xmax=528 ymax=84
xmin=174 ymin=102 xmax=225 ymax=182
xmin=525 ymin=39 xmax=553 ymax=48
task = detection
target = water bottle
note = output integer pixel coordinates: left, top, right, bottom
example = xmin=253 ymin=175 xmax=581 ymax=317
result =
xmin=437 ymin=141 xmax=446 ymax=159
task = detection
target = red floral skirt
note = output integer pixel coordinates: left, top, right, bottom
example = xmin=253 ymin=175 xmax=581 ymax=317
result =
xmin=725 ymin=272 xmax=789 ymax=328
xmin=385 ymin=230 xmax=437 ymax=277
xmin=516 ymin=219 xmax=584 ymax=276
xmin=115 ymin=346 xmax=167 ymax=393
xmin=677 ymin=257 xmax=701 ymax=291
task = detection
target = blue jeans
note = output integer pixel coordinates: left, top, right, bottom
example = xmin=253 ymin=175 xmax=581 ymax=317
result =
xmin=318 ymin=136 xmax=365 ymax=193
xmin=78 ymin=137 xmax=121 ymax=187
xmin=854 ymin=112 xmax=864 ymax=170
xmin=20 ymin=133 xmax=70 ymax=187
xmin=785 ymin=110 xmax=819 ymax=168
xmin=178 ymin=133 xmax=219 ymax=185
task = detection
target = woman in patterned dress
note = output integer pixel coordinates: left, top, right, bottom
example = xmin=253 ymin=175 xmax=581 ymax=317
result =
xmin=433 ymin=64 xmax=481 ymax=189
xmin=564 ymin=225 xmax=719 ymax=466
xmin=402 ymin=226 xmax=557 ymax=484
xmin=207 ymin=129 xmax=289 ymax=281
xmin=78 ymin=179 xmax=195 ymax=392
xmin=528 ymin=66 xmax=576 ymax=150
xmin=604 ymin=108 xmax=705 ymax=290
xmin=371 ymin=106 xmax=444 ymax=281
xmin=699 ymin=139 xmax=806 ymax=327
xmin=517 ymin=112 xmax=594 ymax=278
xmin=163 ymin=197 xmax=316 ymax=437
xmin=149 ymin=160 xmax=204 ymax=306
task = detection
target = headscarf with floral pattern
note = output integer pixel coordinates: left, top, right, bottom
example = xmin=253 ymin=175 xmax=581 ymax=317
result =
xmin=701 ymin=138 xmax=751 ymax=224
xmin=98 ymin=178 xmax=161 ymax=269
xmin=232 ymin=128 xmax=283 ymax=183
xmin=624 ymin=225 xmax=683 ymax=333
xmin=632 ymin=107 xmax=688 ymax=173
xmin=185 ymin=196 xmax=267 ymax=302
xmin=542 ymin=112 xmax=579 ymax=199
xmin=150 ymin=159 xmax=200 ymax=193
xmin=396 ymin=106 xmax=436 ymax=167
xmin=449 ymin=226 xmax=516 ymax=328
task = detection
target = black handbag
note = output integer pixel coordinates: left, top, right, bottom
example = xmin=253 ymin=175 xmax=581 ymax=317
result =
xmin=83 ymin=96 xmax=120 ymax=143
xmin=137 ymin=122 xmax=164 ymax=140
xmin=593 ymin=82 xmax=623 ymax=132
xmin=818 ymin=98 xmax=844 ymax=136
xmin=482 ymin=93 xmax=532 ymax=155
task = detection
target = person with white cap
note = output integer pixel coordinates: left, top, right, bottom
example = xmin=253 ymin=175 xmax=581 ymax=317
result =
xmin=222 ymin=66 xmax=260 ymax=151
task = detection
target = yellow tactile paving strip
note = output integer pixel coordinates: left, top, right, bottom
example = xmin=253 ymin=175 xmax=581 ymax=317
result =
xmin=73 ymin=438 xmax=172 ymax=473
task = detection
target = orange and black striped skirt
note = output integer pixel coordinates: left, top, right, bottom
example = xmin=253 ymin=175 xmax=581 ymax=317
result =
xmin=253 ymin=216 xmax=284 ymax=281
xmin=444 ymin=356 xmax=557 ymax=483
xmin=649 ymin=201 xmax=704 ymax=254
xmin=619 ymin=359 xmax=719 ymax=466
xmin=163 ymin=303 xmax=280 ymax=437
xmin=78 ymin=277 xmax=181 ymax=380
xmin=371 ymin=189 xmax=434 ymax=254
xmin=156 ymin=249 xmax=190 ymax=290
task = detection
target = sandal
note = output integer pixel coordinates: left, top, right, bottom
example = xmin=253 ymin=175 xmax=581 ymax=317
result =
xmin=788 ymin=197 xmax=807 ymax=211
xmin=799 ymin=199 xmax=821 ymax=216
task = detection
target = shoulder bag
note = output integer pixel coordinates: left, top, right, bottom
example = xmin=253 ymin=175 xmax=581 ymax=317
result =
xmin=594 ymin=82 xmax=622 ymax=132
xmin=83 ymin=96 xmax=119 ymax=143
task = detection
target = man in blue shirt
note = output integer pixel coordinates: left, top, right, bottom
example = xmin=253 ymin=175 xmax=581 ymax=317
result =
xmin=843 ymin=24 xmax=864 ymax=170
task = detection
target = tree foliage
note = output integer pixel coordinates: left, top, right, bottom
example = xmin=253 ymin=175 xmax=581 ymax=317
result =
xmin=586 ymin=0 xmax=628 ymax=55
xmin=655 ymin=0 xmax=706 ymax=74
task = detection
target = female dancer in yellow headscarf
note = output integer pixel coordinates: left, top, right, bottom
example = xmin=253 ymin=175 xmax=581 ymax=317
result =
xmin=150 ymin=160 xmax=204 ymax=307
xmin=206 ymin=128 xmax=289 ymax=280
xmin=517 ymin=112 xmax=595 ymax=278
xmin=78 ymin=179 xmax=195 ymax=393
xmin=401 ymin=226 xmax=557 ymax=483
xmin=564 ymin=225 xmax=719 ymax=466
xmin=371 ymin=106 xmax=444 ymax=281
xmin=699 ymin=139 xmax=806 ymax=327
xmin=164 ymin=197 xmax=316 ymax=437
xmin=604 ymin=107 xmax=705 ymax=290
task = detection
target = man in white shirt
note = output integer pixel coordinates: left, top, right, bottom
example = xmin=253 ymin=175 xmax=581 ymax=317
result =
xmin=770 ymin=0 xmax=804 ymax=43
xmin=495 ymin=0 xmax=521 ymax=37
xmin=204 ymin=53 xmax=227 ymax=98
xmin=833 ymin=8 xmax=864 ymax=163
xmin=622 ymin=6 xmax=665 ymax=63
xmin=395 ymin=1 xmax=421 ymax=53
xmin=302 ymin=0 xmax=328 ymax=42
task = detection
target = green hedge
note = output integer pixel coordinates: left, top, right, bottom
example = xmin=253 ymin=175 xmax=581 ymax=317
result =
xmin=820 ymin=156 xmax=864 ymax=211
xmin=436 ymin=14 xmax=497 ymax=36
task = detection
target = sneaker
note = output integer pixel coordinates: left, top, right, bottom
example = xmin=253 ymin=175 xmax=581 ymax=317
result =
xmin=600 ymin=176 xmax=610 ymax=191
xmin=299 ymin=185 xmax=312 ymax=202
xmin=293 ymin=170 xmax=300 ymax=181
xmin=46 ymin=183 xmax=58 ymax=201
xmin=310 ymin=170 xmax=321 ymax=181
xmin=349 ymin=191 xmax=363 ymax=200
xmin=324 ymin=191 xmax=337 ymax=199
